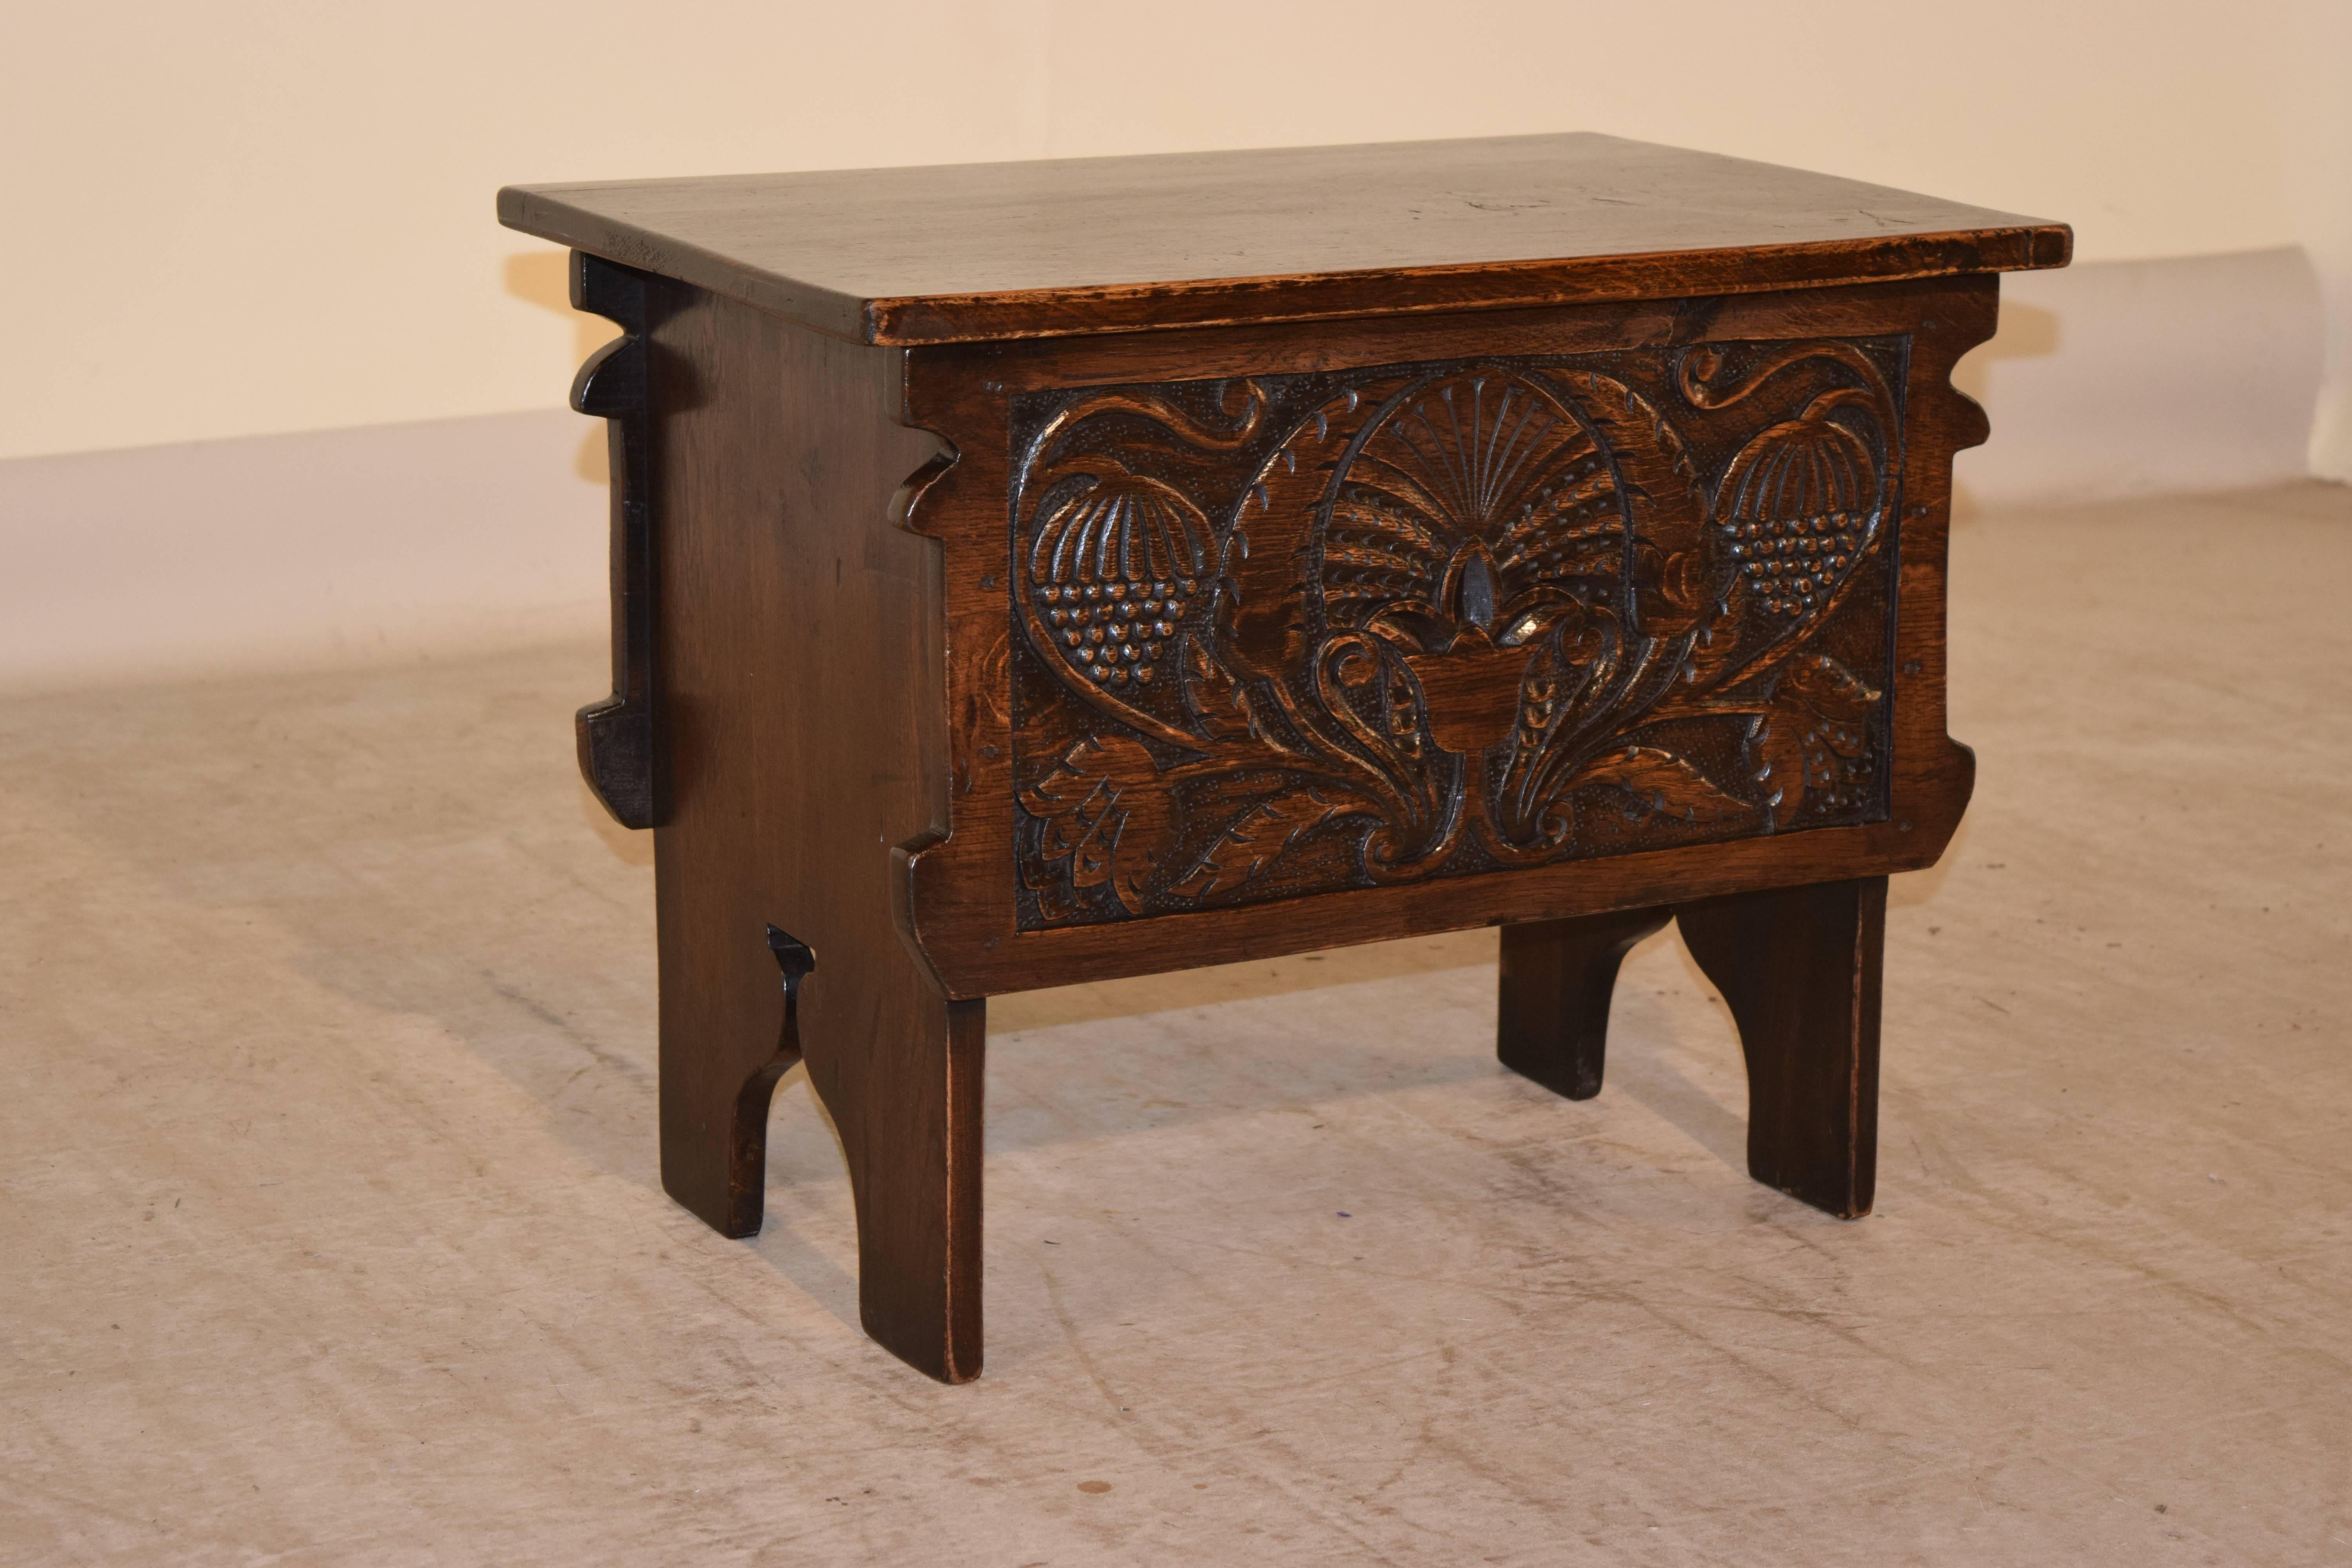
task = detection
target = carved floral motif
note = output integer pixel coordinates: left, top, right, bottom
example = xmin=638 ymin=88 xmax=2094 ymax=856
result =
xmin=1009 ymin=339 xmax=1906 ymax=928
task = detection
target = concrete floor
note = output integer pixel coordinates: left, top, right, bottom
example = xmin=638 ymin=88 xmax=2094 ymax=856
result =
xmin=4 ymin=482 xmax=2348 ymax=1565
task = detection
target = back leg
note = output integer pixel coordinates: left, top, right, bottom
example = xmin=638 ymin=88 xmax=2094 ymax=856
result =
xmin=1497 ymin=906 xmax=1673 ymax=1100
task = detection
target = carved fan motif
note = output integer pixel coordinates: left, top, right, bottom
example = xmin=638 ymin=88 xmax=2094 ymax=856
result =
xmin=1008 ymin=339 xmax=1906 ymax=929
xmin=1320 ymin=373 xmax=1624 ymax=760
xmin=1325 ymin=373 xmax=1620 ymax=653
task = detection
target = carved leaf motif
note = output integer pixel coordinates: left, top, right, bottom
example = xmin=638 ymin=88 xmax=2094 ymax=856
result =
xmin=1226 ymin=386 xmax=1383 ymax=679
xmin=1569 ymin=746 xmax=1756 ymax=825
xmin=1029 ymin=468 xmax=1209 ymax=590
xmin=1007 ymin=339 xmax=1900 ymax=929
xmin=1166 ymin=788 xmax=1367 ymax=900
xmin=1017 ymin=734 xmax=1177 ymax=915
xmin=1744 ymin=653 xmax=1884 ymax=830
xmin=1548 ymin=371 xmax=1713 ymax=637
xmin=1779 ymin=650 xmax=1881 ymax=720
xmin=1181 ymin=633 xmax=1256 ymax=744
xmin=1025 ymin=380 xmax=1269 ymax=470
xmin=1719 ymin=408 xmax=1878 ymax=623
xmin=1014 ymin=387 xmax=1273 ymax=755
xmin=1744 ymin=710 xmax=1808 ymax=830
xmin=1017 ymin=464 xmax=1208 ymax=750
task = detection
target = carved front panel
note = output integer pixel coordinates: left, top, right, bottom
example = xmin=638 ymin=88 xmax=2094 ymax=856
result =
xmin=1007 ymin=339 xmax=1906 ymax=930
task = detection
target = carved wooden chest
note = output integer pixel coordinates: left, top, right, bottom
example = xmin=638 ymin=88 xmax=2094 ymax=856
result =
xmin=499 ymin=133 xmax=2067 ymax=1381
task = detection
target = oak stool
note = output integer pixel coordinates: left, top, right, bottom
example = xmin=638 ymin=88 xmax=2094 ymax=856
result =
xmin=498 ymin=134 xmax=2068 ymax=1382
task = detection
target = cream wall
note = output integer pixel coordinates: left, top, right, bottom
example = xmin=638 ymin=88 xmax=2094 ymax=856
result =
xmin=4 ymin=0 xmax=2347 ymax=470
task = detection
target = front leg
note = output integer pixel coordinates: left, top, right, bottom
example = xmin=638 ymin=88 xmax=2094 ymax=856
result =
xmin=795 ymin=937 xmax=986 ymax=1386
xmin=657 ymin=886 xmax=986 ymax=1383
xmin=1673 ymin=877 xmax=1887 ymax=1219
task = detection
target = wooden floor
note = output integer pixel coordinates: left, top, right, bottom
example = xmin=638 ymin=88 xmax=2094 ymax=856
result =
xmin=3 ymin=482 xmax=2347 ymax=1565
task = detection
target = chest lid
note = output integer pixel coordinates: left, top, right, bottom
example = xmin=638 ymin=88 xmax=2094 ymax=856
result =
xmin=497 ymin=132 xmax=2067 ymax=347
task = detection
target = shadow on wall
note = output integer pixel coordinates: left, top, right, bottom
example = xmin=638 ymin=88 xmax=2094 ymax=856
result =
xmin=0 ymin=409 xmax=612 ymax=696
xmin=1951 ymin=299 xmax=2060 ymax=405
xmin=508 ymin=240 xmax=2330 ymax=520
xmin=1951 ymin=246 xmax=2323 ymax=515
xmin=0 ymin=245 xmax=2324 ymax=697
xmin=1948 ymin=299 xmax=2059 ymax=523
xmin=505 ymin=249 xmax=617 ymax=486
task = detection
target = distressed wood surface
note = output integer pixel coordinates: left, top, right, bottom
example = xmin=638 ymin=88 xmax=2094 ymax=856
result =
xmin=499 ymin=133 xmax=2067 ymax=345
xmin=1004 ymin=336 xmax=1905 ymax=931
xmin=1679 ymin=877 xmax=1888 ymax=1218
xmin=526 ymin=137 xmax=2056 ymax=1381
xmin=1497 ymin=880 xmax=1887 ymax=1220
xmin=643 ymin=282 xmax=982 ymax=1382
xmin=1497 ymin=906 xmax=1674 ymax=1100
xmin=568 ymin=253 xmax=661 ymax=828
xmin=901 ymin=277 xmax=1991 ymax=999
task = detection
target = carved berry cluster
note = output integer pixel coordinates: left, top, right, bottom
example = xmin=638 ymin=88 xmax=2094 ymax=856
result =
xmin=1034 ymin=577 xmax=1196 ymax=686
xmin=1726 ymin=514 xmax=1860 ymax=617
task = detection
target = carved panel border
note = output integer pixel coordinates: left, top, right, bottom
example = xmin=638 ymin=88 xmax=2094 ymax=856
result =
xmin=1007 ymin=338 xmax=1907 ymax=930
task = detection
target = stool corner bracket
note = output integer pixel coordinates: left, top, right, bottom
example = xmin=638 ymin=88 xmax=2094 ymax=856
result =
xmin=575 ymin=697 xmax=658 ymax=831
xmin=568 ymin=250 xmax=665 ymax=830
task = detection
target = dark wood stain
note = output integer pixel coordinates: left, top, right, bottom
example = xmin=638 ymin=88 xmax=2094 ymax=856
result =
xmin=1000 ymin=334 xmax=1906 ymax=931
xmin=499 ymin=132 xmax=2067 ymax=345
xmin=501 ymin=134 xmax=2058 ymax=1382
xmin=1497 ymin=877 xmax=1885 ymax=1218
xmin=1498 ymin=907 xmax=1673 ymax=1100
xmin=1679 ymin=876 xmax=1888 ymax=1217
xmin=568 ymin=253 xmax=661 ymax=828
xmin=903 ymin=277 xmax=1989 ymax=998
xmin=644 ymin=281 xmax=979 ymax=1381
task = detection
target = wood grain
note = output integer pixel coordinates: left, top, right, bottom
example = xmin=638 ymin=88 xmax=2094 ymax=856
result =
xmin=499 ymin=133 xmax=2068 ymax=345
xmin=1677 ymin=877 xmax=1888 ymax=1218
xmin=1497 ymin=877 xmax=1887 ymax=1218
xmin=900 ymin=277 xmax=1991 ymax=999
xmin=1004 ymin=336 xmax=1904 ymax=930
xmin=1497 ymin=907 xmax=1673 ymax=1100
xmin=644 ymin=281 xmax=982 ymax=1382
xmin=568 ymin=252 xmax=661 ymax=828
xmin=528 ymin=134 xmax=2057 ymax=1379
